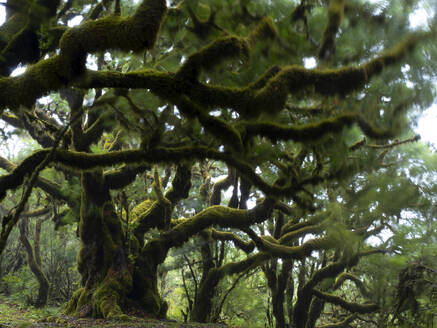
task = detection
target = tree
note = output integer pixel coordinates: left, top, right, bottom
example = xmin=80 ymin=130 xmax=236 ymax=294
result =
xmin=0 ymin=0 xmax=436 ymax=326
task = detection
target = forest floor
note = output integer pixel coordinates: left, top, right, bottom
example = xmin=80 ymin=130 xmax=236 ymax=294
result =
xmin=0 ymin=297 xmax=228 ymax=328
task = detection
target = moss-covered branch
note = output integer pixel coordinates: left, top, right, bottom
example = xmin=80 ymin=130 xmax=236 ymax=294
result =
xmin=280 ymin=211 xmax=326 ymax=236
xmin=164 ymin=199 xmax=274 ymax=249
xmin=332 ymin=272 xmax=371 ymax=299
xmin=312 ymin=289 xmax=378 ymax=313
xmin=176 ymin=16 xmax=277 ymax=81
xmin=190 ymin=252 xmax=269 ymax=322
xmin=131 ymin=165 xmax=191 ymax=241
xmin=19 ymin=217 xmax=49 ymax=307
xmin=21 ymin=207 xmax=51 ymax=218
xmin=0 ymin=154 xmax=74 ymax=206
xmin=209 ymin=229 xmax=255 ymax=253
xmin=0 ymin=145 xmax=326 ymax=202
xmin=244 ymin=227 xmax=338 ymax=259
xmin=279 ymin=224 xmax=323 ymax=245
xmin=132 ymin=172 xmax=172 ymax=243
xmin=71 ymin=31 xmax=428 ymax=120
xmin=1 ymin=112 xmax=57 ymax=148
xmin=0 ymin=0 xmax=61 ymax=76
xmin=104 ymin=164 xmax=149 ymax=190
xmin=293 ymin=249 xmax=383 ymax=328
xmin=210 ymin=166 xmax=236 ymax=205
xmin=172 ymin=96 xmax=243 ymax=153
xmin=0 ymin=0 xmax=166 ymax=111
xmin=241 ymin=113 xmax=392 ymax=144
xmin=1 ymin=110 xmax=81 ymax=256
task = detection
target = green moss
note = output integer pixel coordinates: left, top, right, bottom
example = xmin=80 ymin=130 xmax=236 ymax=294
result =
xmin=130 ymin=248 xmax=168 ymax=318
xmin=176 ymin=16 xmax=276 ymax=81
xmin=65 ymin=287 xmax=84 ymax=314
xmin=65 ymin=287 xmax=95 ymax=317
xmin=59 ymin=0 xmax=166 ymax=56
xmin=131 ymin=199 xmax=154 ymax=221
xmin=132 ymin=199 xmax=172 ymax=244
xmin=210 ymin=229 xmax=255 ymax=253
xmin=0 ymin=148 xmax=46 ymax=201
xmin=241 ymin=113 xmax=393 ymax=144
xmin=0 ymin=0 xmax=166 ymax=112
xmin=172 ymin=96 xmax=244 ymax=153
xmin=93 ymin=267 xmax=133 ymax=319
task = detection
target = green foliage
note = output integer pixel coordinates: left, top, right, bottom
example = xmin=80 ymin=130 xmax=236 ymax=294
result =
xmin=0 ymin=0 xmax=437 ymax=327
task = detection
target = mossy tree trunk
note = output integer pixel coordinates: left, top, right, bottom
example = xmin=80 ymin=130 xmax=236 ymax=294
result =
xmin=66 ymin=171 xmax=132 ymax=319
xmin=190 ymin=235 xmax=219 ymax=323
xmin=190 ymin=267 xmax=220 ymax=323
xmin=190 ymin=251 xmax=268 ymax=322
xmin=67 ymin=163 xmax=193 ymax=319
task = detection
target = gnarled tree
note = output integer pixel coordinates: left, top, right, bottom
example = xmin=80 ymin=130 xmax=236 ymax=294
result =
xmin=0 ymin=0 xmax=436 ymax=325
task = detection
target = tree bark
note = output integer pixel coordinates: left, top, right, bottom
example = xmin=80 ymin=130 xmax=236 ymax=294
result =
xmin=19 ymin=217 xmax=49 ymax=307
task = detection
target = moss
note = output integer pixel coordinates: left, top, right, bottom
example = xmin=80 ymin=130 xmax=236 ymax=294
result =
xmin=209 ymin=168 xmax=236 ymax=205
xmin=247 ymin=65 xmax=281 ymax=91
xmin=130 ymin=247 xmax=168 ymax=318
xmin=59 ymin=0 xmax=166 ymax=56
xmin=0 ymin=0 xmax=166 ymax=112
xmin=0 ymin=146 xmax=276 ymax=204
xmin=133 ymin=200 xmax=171 ymax=237
xmin=176 ymin=16 xmax=276 ymax=81
xmin=197 ymin=111 xmax=244 ymax=153
xmin=241 ymin=113 xmax=393 ymax=144
xmin=92 ymin=267 xmax=133 ymax=319
xmin=0 ymin=148 xmax=47 ymax=201
xmin=333 ymin=272 xmax=371 ymax=298
xmin=65 ymin=287 xmax=84 ymax=314
xmin=70 ymin=28 xmax=423 ymax=117
xmin=210 ymin=229 xmax=255 ymax=253
xmin=0 ymin=13 xmax=28 ymax=42
xmin=131 ymin=199 xmax=154 ymax=222
xmin=280 ymin=225 xmax=322 ymax=245
xmin=245 ymin=227 xmax=337 ymax=259
xmin=65 ymin=287 xmax=94 ymax=317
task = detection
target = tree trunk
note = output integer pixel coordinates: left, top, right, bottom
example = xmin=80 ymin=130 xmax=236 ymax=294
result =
xmin=66 ymin=171 xmax=173 ymax=319
xmin=128 ymin=238 xmax=169 ymax=318
xmin=190 ymin=268 xmax=221 ymax=322
xmin=66 ymin=171 xmax=133 ymax=319
xmin=190 ymin=237 xmax=218 ymax=323
xmin=19 ymin=217 xmax=49 ymax=307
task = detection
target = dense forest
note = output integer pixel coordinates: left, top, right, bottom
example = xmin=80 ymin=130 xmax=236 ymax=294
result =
xmin=0 ymin=0 xmax=436 ymax=327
